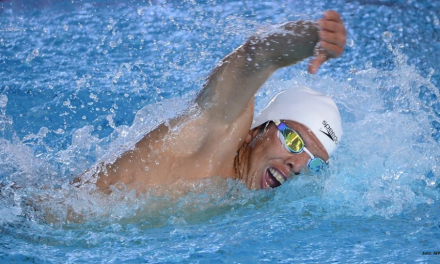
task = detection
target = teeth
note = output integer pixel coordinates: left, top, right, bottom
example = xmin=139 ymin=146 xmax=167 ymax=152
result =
xmin=269 ymin=168 xmax=286 ymax=184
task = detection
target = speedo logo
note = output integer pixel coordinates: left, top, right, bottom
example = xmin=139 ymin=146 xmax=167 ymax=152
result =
xmin=320 ymin=121 xmax=338 ymax=145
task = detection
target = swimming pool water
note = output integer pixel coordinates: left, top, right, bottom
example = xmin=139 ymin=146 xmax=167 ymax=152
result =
xmin=1 ymin=0 xmax=440 ymax=263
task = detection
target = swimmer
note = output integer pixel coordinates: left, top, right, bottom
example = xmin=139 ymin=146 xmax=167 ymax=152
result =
xmin=74 ymin=10 xmax=347 ymax=194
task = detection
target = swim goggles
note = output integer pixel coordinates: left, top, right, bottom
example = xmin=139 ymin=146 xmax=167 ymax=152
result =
xmin=272 ymin=120 xmax=327 ymax=172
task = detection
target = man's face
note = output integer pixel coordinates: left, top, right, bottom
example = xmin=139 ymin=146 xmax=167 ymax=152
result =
xmin=242 ymin=120 xmax=329 ymax=190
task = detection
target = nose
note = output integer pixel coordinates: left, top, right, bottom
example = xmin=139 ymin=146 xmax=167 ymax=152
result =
xmin=284 ymin=152 xmax=309 ymax=174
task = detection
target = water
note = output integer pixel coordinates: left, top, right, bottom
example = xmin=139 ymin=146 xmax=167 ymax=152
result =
xmin=1 ymin=0 xmax=440 ymax=263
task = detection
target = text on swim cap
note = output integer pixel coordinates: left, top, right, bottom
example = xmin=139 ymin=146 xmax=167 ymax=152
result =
xmin=320 ymin=120 xmax=339 ymax=145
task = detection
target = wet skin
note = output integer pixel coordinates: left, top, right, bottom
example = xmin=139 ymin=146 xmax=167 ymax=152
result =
xmin=74 ymin=11 xmax=346 ymax=194
xmin=241 ymin=120 xmax=329 ymax=190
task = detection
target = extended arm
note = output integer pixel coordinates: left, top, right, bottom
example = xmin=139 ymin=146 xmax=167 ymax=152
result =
xmin=196 ymin=11 xmax=346 ymax=123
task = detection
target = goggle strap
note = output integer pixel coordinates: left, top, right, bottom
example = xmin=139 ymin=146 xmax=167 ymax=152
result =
xmin=302 ymin=146 xmax=315 ymax=159
xmin=273 ymin=120 xmax=281 ymax=126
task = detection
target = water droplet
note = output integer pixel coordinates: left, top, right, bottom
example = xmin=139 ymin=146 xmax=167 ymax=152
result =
xmin=54 ymin=128 xmax=64 ymax=134
xmin=109 ymin=41 xmax=117 ymax=48
xmin=382 ymin=31 xmax=393 ymax=43
xmin=387 ymin=43 xmax=393 ymax=51
xmin=63 ymin=25 xmax=69 ymax=31
xmin=434 ymin=15 xmax=439 ymax=26
xmin=128 ymin=35 xmax=134 ymax=40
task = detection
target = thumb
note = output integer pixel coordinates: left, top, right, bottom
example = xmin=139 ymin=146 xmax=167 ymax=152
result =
xmin=308 ymin=53 xmax=328 ymax=74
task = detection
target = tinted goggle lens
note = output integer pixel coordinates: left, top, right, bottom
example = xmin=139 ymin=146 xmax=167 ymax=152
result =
xmin=308 ymin=157 xmax=326 ymax=172
xmin=281 ymin=129 xmax=304 ymax=153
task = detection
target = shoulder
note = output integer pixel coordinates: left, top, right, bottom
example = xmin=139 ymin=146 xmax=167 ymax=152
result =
xmin=168 ymin=97 xmax=254 ymax=157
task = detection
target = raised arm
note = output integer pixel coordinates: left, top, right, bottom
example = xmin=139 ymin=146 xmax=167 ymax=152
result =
xmin=196 ymin=11 xmax=346 ymax=123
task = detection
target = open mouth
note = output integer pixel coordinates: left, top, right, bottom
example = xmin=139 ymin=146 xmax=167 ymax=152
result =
xmin=262 ymin=167 xmax=286 ymax=189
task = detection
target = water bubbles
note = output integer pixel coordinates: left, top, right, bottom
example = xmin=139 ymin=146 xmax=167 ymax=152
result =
xmin=26 ymin=49 xmax=39 ymax=62
xmin=0 ymin=94 xmax=7 ymax=108
xmin=63 ymin=99 xmax=71 ymax=107
xmin=426 ymin=16 xmax=431 ymax=23
xmin=387 ymin=43 xmax=393 ymax=52
xmin=434 ymin=15 xmax=440 ymax=26
xmin=382 ymin=31 xmax=393 ymax=43
xmin=109 ymin=41 xmax=117 ymax=48
xmin=54 ymin=128 xmax=65 ymax=134
xmin=63 ymin=25 xmax=69 ymax=31
xmin=426 ymin=179 xmax=436 ymax=186
xmin=89 ymin=93 xmax=98 ymax=101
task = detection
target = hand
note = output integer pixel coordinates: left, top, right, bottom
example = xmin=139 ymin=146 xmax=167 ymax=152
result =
xmin=308 ymin=10 xmax=346 ymax=74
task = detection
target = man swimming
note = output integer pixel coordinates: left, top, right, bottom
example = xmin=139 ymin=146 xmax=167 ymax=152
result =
xmin=74 ymin=10 xmax=346 ymax=193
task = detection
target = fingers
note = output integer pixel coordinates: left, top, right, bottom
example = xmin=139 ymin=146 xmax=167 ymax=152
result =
xmin=318 ymin=22 xmax=346 ymax=47
xmin=308 ymin=52 xmax=327 ymax=74
xmin=317 ymin=10 xmax=346 ymax=59
xmin=323 ymin=10 xmax=343 ymax=23
xmin=319 ymin=40 xmax=344 ymax=58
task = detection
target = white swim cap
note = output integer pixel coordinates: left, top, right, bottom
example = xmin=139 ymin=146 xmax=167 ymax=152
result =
xmin=251 ymin=86 xmax=342 ymax=156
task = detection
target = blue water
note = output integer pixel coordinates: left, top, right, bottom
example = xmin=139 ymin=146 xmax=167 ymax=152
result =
xmin=1 ymin=0 xmax=440 ymax=263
